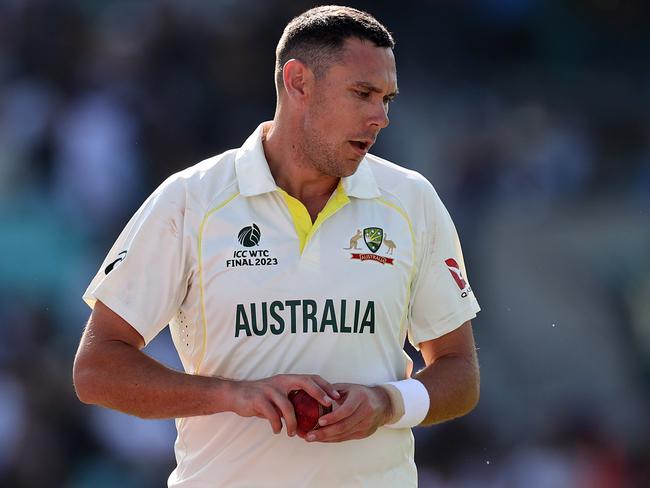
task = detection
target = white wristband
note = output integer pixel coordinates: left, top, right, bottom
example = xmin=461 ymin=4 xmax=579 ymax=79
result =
xmin=383 ymin=379 xmax=430 ymax=429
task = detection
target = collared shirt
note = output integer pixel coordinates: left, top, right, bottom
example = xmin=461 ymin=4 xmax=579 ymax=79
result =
xmin=83 ymin=122 xmax=480 ymax=488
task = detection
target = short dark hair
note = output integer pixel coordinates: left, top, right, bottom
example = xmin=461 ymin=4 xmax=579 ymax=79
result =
xmin=275 ymin=5 xmax=394 ymax=91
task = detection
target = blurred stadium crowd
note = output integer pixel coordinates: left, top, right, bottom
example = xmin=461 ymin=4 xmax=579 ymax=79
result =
xmin=0 ymin=0 xmax=649 ymax=486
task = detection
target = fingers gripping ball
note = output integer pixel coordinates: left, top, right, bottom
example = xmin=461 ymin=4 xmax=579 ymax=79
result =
xmin=289 ymin=390 xmax=332 ymax=435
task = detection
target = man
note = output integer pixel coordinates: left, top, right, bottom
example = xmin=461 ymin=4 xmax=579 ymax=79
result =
xmin=73 ymin=5 xmax=481 ymax=487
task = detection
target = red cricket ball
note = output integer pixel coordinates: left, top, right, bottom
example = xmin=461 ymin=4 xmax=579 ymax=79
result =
xmin=288 ymin=389 xmax=332 ymax=435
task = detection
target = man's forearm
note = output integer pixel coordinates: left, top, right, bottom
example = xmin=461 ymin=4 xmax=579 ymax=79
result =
xmin=73 ymin=340 xmax=231 ymax=419
xmin=415 ymin=353 xmax=480 ymax=426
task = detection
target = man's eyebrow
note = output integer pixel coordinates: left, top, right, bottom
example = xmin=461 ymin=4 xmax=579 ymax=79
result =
xmin=353 ymin=81 xmax=399 ymax=99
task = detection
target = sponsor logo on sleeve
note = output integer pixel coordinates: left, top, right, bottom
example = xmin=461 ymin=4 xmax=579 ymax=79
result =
xmin=104 ymin=250 xmax=127 ymax=275
xmin=445 ymin=258 xmax=472 ymax=297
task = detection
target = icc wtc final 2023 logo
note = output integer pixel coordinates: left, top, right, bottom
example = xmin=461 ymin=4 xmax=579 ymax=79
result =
xmin=344 ymin=227 xmax=396 ymax=265
xmin=226 ymin=224 xmax=279 ymax=268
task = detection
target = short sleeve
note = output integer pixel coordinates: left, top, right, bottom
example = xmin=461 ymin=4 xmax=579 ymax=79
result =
xmin=408 ymin=183 xmax=480 ymax=348
xmin=83 ymin=177 xmax=192 ymax=345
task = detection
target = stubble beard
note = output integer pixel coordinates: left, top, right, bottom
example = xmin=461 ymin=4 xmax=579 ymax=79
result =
xmin=301 ymin=119 xmax=362 ymax=178
xmin=301 ymin=131 xmax=352 ymax=178
xmin=300 ymin=90 xmax=362 ymax=178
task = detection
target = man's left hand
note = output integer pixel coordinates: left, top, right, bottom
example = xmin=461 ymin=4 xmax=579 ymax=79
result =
xmin=304 ymin=383 xmax=392 ymax=443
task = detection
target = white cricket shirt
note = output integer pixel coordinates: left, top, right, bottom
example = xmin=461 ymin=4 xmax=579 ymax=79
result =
xmin=83 ymin=122 xmax=480 ymax=487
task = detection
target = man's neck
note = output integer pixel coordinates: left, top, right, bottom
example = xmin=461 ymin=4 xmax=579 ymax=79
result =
xmin=261 ymin=120 xmax=339 ymax=203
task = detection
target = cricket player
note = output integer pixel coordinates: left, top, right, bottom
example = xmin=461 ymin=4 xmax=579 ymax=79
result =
xmin=73 ymin=5 xmax=481 ymax=487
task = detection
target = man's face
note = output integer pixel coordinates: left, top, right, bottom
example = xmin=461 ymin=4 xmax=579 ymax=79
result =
xmin=300 ymin=37 xmax=398 ymax=178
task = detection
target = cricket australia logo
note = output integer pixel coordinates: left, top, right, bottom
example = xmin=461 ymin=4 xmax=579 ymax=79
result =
xmin=344 ymin=227 xmax=395 ymax=265
xmin=364 ymin=227 xmax=383 ymax=252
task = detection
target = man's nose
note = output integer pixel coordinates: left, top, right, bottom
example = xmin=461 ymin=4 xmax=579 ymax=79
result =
xmin=369 ymin=102 xmax=390 ymax=129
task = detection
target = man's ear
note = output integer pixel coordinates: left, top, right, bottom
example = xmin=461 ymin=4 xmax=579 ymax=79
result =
xmin=282 ymin=59 xmax=313 ymax=101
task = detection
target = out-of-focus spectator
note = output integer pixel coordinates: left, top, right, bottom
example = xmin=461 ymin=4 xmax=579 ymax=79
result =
xmin=52 ymin=89 xmax=143 ymax=235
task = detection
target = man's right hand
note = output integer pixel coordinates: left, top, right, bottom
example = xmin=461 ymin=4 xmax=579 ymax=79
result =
xmin=228 ymin=375 xmax=340 ymax=437
xmin=74 ymin=302 xmax=341 ymax=431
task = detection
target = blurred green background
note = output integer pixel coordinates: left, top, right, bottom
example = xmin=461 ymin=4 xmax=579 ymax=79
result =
xmin=1 ymin=0 xmax=649 ymax=486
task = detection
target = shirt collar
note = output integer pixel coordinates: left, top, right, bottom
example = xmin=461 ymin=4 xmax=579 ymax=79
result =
xmin=341 ymin=158 xmax=381 ymax=199
xmin=235 ymin=121 xmax=381 ymax=199
xmin=235 ymin=122 xmax=278 ymax=197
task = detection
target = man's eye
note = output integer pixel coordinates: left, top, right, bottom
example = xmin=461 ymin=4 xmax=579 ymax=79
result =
xmin=355 ymin=90 xmax=371 ymax=99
